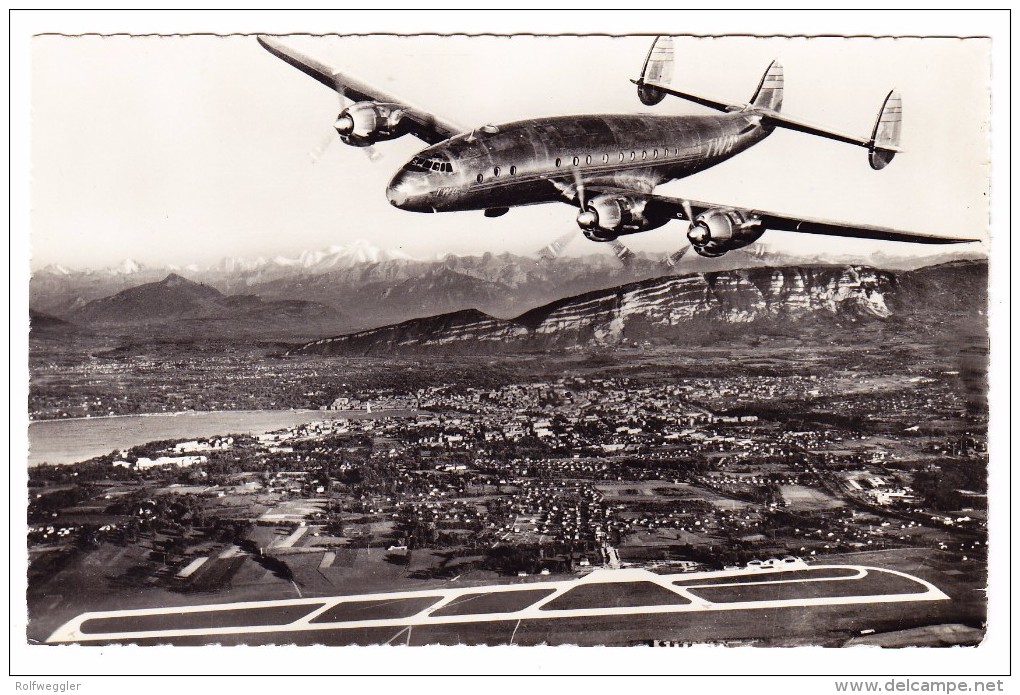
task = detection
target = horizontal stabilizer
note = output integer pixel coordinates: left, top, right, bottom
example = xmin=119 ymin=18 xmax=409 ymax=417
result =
xmin=758 ymin=89 xmax=904 ymax=170
xmin=630 ymin=79 xmax=738 ymax=112
xmin=759 ymin=109 xmax=876 ymax=149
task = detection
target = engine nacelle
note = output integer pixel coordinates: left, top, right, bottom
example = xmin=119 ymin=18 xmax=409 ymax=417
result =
xmin=577 ymin=194 xmax=670 ymax=241
xmin=334 ymin=101 xmax=407 ymax=147
xmin=581 ymin=226 xmax=617 ymax=242
xmin=687 ymin=208 xmax=765 ymax=258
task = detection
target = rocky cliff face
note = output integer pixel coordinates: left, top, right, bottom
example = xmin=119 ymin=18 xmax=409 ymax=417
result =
xmin=293 ymin=264 xmax=920 ymax=356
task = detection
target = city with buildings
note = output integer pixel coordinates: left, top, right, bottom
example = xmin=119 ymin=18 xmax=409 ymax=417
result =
xmin=27 ymin=352 xmax=988 ymax=645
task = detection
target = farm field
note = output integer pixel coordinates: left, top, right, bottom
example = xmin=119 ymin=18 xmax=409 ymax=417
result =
xmin=780 ymin=485 xmax=845 ymax=510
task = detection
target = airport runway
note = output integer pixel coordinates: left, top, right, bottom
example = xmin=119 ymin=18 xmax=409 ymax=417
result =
xmin=46 ymin=563 xmax=949 ymax=645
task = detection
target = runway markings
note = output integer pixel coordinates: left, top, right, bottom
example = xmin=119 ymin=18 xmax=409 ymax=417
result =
xmin=385 ymin=625 xmax=412 ymax=645
xmin=430 ymin=589 xmax=556 ymax=617
xmin=46 ymin=564 xmax=949 ymax=644
xmin=310 ymin=596 xmax=442 ymax=624
xmin=77 ymin=603 xmax=324 ymax=635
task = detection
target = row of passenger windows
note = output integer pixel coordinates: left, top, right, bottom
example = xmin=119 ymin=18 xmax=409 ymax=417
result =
xmin=474 ymin=146 xmax=686 ymax=183
xmin=558 ymin=147 xmax=682 ymax=167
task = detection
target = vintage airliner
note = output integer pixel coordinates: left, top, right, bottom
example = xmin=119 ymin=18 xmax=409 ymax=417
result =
xmin=259 ymin=36 xmax=976 ymax=264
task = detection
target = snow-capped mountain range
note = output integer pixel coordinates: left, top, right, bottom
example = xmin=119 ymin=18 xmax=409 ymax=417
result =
xmin=36 ymin=236 xmax=982 ymax=280
xmin=38 ymin=240 xmax=419 ymax=278
xmin=30 ymin=238 xmax=986 ymax=337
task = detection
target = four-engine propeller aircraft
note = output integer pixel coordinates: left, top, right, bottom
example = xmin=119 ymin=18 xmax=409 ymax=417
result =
xmin=258 ymin=35 xmax=977 ymax=264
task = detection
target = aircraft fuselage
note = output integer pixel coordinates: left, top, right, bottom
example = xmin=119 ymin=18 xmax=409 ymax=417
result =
xmin=386 ymin=110 xmax=771 ymax=213
xmin=262 ymin=35 xmax=975 ymax=251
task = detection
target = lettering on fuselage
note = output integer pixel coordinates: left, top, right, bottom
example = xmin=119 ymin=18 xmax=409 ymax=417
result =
xmin=705 ymin=134 xmax=739 ymax=158
xmin=393 ymin=113 xmax=767 ymax=213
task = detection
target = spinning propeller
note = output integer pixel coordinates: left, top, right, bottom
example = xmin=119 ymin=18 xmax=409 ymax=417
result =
xmin=536 ymin=169 xmax=635 ymax=266
xmin=310 ymin=80 xmax=381 ymax=163
xmin=537 ymin=232 xmax=579 ymax=263
xmin=661 ymin=245 xmax=690 ymax=269
xmin=661 ymin=198 xmax=697 ymax=270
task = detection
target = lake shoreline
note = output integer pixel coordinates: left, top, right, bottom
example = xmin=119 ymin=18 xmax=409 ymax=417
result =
xmin=28 ymin=408 xmax=321 ymax=424
xmin=28 ymin=408 xmax=422 ymax=467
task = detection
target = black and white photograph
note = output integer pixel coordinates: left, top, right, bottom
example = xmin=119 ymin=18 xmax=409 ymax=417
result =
xmin=10 ymin=8 xmax=1009 ymax=689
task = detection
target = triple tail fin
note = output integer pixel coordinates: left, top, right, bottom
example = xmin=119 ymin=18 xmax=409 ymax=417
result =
xmin=750 ymin=60 xmax=783 ymax=112
xmin=632 ymin=35 xmax=738 ymax=112
xmin=632 ymin=36 xmax=902 ymax=170
xmin=636 ymin=36 xmax=674 ymax=106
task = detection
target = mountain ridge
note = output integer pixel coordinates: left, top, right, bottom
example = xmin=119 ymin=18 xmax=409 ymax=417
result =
xmin=70 ymin=273 xmax=346 ymax=339
xmin=290 ymin=261 xmax=987 ymax=356
xmin=31 ymin=239 xmax=987 ymax=333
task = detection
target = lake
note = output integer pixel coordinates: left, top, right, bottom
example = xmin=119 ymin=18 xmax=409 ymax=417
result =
xmin=27 ymin=409 xmax=418 ymax=466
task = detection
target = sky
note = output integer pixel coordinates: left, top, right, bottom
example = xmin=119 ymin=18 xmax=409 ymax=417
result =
xmin=30 ymin=33 xmax=991 ymax=270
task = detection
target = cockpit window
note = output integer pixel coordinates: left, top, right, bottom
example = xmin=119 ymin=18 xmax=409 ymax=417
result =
xmin=409 ymin=155 xmax=454 ymax=174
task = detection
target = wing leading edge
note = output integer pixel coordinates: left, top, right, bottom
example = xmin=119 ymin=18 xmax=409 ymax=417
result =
xmin=582 ymin=187 xmax=979 ymax=245
xmin=654 ymin=193 xmax=976 ymax=245
xmin=257 ymin=36 xmax=465 ymax=145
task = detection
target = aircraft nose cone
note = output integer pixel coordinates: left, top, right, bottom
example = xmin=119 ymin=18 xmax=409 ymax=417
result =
xmin=386 ymin=182 xmax=409 ymax=208
xmin=386 ymin=169 xmax=432 ymax=211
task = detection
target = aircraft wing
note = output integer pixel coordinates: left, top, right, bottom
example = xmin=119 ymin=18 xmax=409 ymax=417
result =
xmin=258 ymin=36 xmax=465 ymax=145
xmin=637 ymin=192 xmax=979 ymax=245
